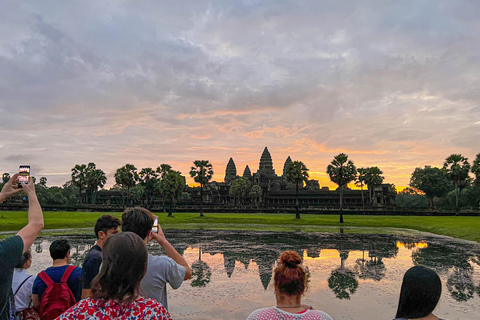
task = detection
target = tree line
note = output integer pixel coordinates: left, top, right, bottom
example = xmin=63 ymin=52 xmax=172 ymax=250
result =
xmin=399 ymin=153 xmax=480 ymax=212
xmin=2 ymin=152 xmax=478 ymax=218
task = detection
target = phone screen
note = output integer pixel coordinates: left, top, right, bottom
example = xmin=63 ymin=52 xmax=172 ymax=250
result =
xmin=152 ymin=217 xmax=158 ymax=233
xmin=18 ymin=165 xmax=30 ymax=185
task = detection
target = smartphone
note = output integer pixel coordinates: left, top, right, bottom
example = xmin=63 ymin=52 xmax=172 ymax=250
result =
xmin=152 ymin=217 xmax=158 ymax=234
xmin=18 ymin=165 xmax=30 ymax=187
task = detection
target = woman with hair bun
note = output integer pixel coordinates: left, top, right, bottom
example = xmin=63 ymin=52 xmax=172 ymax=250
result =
xmin=246 ymin=251 xmax=333 ymax=320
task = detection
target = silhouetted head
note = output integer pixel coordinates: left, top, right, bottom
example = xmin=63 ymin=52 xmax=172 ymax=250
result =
xmin=15 ymin=249 xmax=32 ymax=269
xmin=91 ymin=232 xmax=148 ymax=302
xmin=395 ymin=266 xmax=442 ymax=319
xmin=49 ymin=239 xmax=70 ymax=260
xmin=274 ymin=251 xmax=307 ymax=296
xmin=121 ymin=207 xmax=155 ymax=240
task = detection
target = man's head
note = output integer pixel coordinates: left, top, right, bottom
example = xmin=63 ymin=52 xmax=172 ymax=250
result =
xmin=49 ymin=239 xmax=71 ymax=261
xmin=121 ymin=207 xmax=155 ymax=241
xmin=15 ymin=249 xmax=32 ymax=269
xmin=94 ymin=215 xmax=121 ymax=248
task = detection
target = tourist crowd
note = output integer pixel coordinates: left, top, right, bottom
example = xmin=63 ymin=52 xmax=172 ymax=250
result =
xmin=1 ymin=174 xmax=446 ymax=320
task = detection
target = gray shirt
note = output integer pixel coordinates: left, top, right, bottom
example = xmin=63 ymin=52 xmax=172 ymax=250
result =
xmin=140 ymin=254 xmax=186 ymax=310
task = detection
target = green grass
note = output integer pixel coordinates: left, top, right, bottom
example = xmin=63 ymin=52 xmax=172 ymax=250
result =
xmin=0 ymin=211 xmax=479 ymax=242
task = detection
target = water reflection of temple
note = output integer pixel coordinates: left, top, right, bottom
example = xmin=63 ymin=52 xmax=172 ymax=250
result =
xmin=32 ymin=230 xmax=480 ymax=303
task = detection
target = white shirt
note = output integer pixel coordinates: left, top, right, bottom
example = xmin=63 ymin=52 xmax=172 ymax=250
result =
xmin=11 ymin=268 xmax=35 ymax=312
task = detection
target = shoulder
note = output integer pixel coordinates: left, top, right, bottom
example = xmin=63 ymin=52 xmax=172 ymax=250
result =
xmin=58 ymin=299 xmax=93 ymax=319
xmin=246 ymin=307 xmax=275 ymax=319
xmin=136 ymin=297 xmax=171 ymax=319
xmin=84 ymin=247 xmax=102 ymax=262
xmin=308 ymin=310 xmax=334 ymax=319
xmin=0 ymin=236 xmax=23 ymax=258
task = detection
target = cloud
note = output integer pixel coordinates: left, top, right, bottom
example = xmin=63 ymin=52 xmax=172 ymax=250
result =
xmin=1 ymin=0 xmax=479 ymax=188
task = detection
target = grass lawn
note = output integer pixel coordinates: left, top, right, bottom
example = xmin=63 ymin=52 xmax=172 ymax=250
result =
xmin=0 ymin=211 xmax=479 ymax=243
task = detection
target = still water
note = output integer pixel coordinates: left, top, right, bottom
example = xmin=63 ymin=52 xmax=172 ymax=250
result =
xmin=27 ymin=230 xmax=480 ymax=320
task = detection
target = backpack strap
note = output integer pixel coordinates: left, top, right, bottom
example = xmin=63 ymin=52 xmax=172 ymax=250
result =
xmin=38 ymin=271 xmax=55 ymax=287
xmin=14 ymin=275 xmax=33 ymax=296
xmin=60 ymin=265 xmax=76 ymax=283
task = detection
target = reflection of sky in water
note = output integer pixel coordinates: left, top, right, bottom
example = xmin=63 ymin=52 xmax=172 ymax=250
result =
xmin=26 ymin=231 xmax=480 ymax=320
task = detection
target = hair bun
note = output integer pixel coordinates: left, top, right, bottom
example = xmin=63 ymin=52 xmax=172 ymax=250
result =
xmin=280 ymin=251 xmax=302 ymax=268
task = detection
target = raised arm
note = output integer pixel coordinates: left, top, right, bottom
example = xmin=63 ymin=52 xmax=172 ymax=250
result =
xmin=14 ymin=177 xmax=44 ymax=253
xmin=152 ymin=226 xmax=192 ymax=280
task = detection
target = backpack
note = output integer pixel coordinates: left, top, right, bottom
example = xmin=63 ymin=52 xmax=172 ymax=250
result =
xmin=38 ymin=265 xmax=77 ymax=320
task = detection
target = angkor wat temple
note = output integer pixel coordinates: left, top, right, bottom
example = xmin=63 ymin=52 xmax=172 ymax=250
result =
xmin=190 ymin=147 xmax=395 ymax=209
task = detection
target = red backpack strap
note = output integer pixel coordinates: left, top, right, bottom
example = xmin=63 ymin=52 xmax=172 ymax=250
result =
xmin=38 ymin=271 xmax=55 ymax=287
xmin=60 ymin=265 xmax=76 ymax=283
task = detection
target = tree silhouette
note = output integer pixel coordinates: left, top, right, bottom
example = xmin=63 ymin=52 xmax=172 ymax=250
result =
xmin=189 ymin=160 xmax=213 ymax=217
xmin=327 ymin=153 xmax=357 ymax=223
xmin=328 ymin=267 xmax=358 ymax=300
xmin=447 ymin=265 xmax=475 ymax=302
xmin=363 ymin=166 xmax=384 ymax=206
xmin=115 ymin=164 xmax=139 ymax=206
xmin=191 ymin=248 xmax=212 ymax=287
xmin=443 ymin=154 xmax=470 ymax=211
xmin=355 ymin=168 xmax=367 ymax=210
xmin=410 ymin=166 xmax=452 ymax=208
xmin=160 ymin=169 xmax=186 ymax=217
xmin=139 ymin=168 xmax=158 ymax=208
xmin=285 ymin=161 xmax=309 ymax=219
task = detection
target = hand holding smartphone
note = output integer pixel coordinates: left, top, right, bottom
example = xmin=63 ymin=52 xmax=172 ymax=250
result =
xmin=18 ymin=165 xmax=30 ymax=188
xmin=152 ymin=216 xmax=158 ymax=234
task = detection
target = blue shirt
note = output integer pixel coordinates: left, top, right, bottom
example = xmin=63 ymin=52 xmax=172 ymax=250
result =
xmin=32 ymin=265 xmax=82 ymax=302
xmin=82 ymin=245 xmax=102 ymax=290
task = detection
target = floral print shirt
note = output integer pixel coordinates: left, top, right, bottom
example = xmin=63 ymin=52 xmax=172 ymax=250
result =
xmin=58 ymin=297 xmax=171 ymax=320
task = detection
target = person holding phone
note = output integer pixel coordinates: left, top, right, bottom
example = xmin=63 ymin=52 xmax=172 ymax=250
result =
xmin=121 ymin=207 xmax=192 ymax=310
xmin=0 ymin=172 xmax=44 ymax=320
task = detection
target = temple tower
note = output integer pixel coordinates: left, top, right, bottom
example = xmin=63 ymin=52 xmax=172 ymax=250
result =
xmin=258 ymin=147 xmax=275 ymax=174
xmin=225 ymin=157 xmax=237 ymax=184
xmin=243 ymin=165 xmax=252 ymax=178
xmin=283 ymin=156 xmax=292 ymax=177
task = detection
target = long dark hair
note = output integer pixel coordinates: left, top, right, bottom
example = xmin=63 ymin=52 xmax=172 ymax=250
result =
xmin=91 ymin=232 xmax=148 ymax=303
xmin=274 ymin=251 xmax=307 ymax=296
xmin=395 ymin=266 xmax=442 ymax=319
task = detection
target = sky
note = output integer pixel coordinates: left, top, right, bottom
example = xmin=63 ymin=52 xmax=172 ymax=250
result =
xmin=1 ymin=0 xmax=479 ymax=189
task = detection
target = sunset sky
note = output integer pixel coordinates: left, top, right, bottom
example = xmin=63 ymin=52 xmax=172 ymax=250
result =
xmin=1 ymin=1 xmax=479 ymax=189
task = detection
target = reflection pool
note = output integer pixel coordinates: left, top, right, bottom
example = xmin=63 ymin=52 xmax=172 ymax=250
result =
xmin=27 ymin=230 xmax=480 ymax=320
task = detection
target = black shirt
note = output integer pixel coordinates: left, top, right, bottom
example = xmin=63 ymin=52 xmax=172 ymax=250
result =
xmin=0 ymin=236 xmax=23 ymax=320
xmin=82 ymin=245 xmax=102 ymax=289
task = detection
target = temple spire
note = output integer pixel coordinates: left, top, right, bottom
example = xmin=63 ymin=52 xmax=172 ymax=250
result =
xmin=243 ymin=165 xmax=252 ymax=178
xmin=225 ymin=157 xmax=237 ymax=184
xmin=283 ymin=156 xmax=292 ymax=177
xmin=258 ymin=147 xmax=275 ymax=174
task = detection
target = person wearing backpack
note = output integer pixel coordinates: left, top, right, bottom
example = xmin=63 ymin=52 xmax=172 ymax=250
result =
xmin=31 ymin=240 xmax=82 ymax=320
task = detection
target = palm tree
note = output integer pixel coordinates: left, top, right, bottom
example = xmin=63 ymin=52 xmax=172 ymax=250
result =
xmin=326 ymin=153 xmax=357 ymax=223
xmin=362 ymin=166 xmax=384 ymax=205
xmin=443 ymin=154 xmax=470 ymax=211
xmin=114 ymin=164 xmax=139 ymax=206
xmin=355 ymin=168 xmax=367 ymax=210
xmin=472 ymin=153 xmax=480 ymax=185
xmin=189 ymin=160 xmax=213 ymax=217
xmin=85 ymin=163 xmax=107 ymax=204
xmin=139 ymin=168 xmax=158 ymax=208
xmin=161 ymin=170 xmax=186 ymax=217
xmin=71 ymin=164 xmax=87 ymax=203
xmin=285 ymin=161 xmax=309 ymax=219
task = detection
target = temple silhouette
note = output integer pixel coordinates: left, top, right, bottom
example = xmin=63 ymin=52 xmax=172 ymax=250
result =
xmin=190 ymin=146 xmax=395 ymax=209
